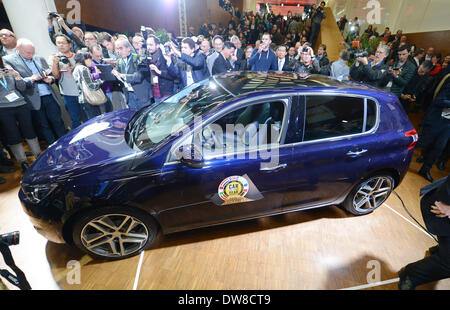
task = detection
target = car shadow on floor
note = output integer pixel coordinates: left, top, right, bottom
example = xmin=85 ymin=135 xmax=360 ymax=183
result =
xmin=44 ymin=204 xmax=353 ymax=268
xmin=150 ymin=204 xmax=351 ymax=249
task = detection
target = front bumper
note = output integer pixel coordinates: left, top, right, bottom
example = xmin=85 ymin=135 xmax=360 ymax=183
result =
xmin=18 ymin=189 xmax=66 ymax=244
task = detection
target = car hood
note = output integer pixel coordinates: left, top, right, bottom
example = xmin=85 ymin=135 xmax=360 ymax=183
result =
xmin=24 ymin=109 xmax=140 ymax=183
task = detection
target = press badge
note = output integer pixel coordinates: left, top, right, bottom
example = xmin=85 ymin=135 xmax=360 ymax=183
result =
xmin=152 ymin=75 xmax=159 ymax=85
xmin=5 ymin=91 xmax=20 ymax=102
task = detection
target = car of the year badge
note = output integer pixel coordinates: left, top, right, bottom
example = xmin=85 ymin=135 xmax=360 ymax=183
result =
xmin=19 ymin=72 xmax=417 ymax=260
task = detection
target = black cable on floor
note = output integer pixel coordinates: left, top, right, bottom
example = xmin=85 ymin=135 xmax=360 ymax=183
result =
xmin=392 ymin=190 xmax=438 ymax=243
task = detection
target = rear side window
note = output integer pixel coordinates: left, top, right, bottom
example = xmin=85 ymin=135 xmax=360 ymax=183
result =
xmin=366 ymin=99 xmax=377 ymax=131
xmin=304 ymin=96 xmax=365 ymax=141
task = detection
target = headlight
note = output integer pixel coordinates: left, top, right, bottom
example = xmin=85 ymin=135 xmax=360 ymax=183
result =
xmin=21 ymin=183 xmax=58 ymax=204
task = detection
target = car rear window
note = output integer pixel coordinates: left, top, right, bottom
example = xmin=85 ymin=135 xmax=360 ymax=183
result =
xmin=366 ymin=99 xmax=377 ymax=131
xmin=304 ymin=96 xmax=365 ymax=141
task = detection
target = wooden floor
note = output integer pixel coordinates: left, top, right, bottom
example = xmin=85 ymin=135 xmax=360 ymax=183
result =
xmin=0 ymin=122 xmax=449 ymax=290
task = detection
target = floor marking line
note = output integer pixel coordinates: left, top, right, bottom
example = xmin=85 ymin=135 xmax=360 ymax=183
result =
xmin=133 ymin=251 xmax=145 ymax=290
xmin=340 ymin=278 xmax=399 ymax=290
xmin=383 ymin=203 xmax=436 ymax=241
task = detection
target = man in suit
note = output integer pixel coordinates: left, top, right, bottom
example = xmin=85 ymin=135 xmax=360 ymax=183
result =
xmin=275 ymin=45 xmax=294 ymax=72
xmin=3 ymin=38 xmax=66 ymax=145
xmin=398 ymin=175 xmax=450 ymax=289
xmin=212 ymin=42 xmax=234 ymax=75
xmin=111 ymin=38 xmax=152 ymax=110
xmin=206 ymin=36 xmax=224 ymax=75
xmin=230 ymin=35 xmax=244 ymax=71
xmin=417 ymin=69 xmax=450 ymax=183
xmin=167 ymin=38 xmax=210 ymax=89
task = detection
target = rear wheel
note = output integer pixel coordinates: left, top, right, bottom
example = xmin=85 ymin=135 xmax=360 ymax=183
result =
xmin=342 ymin=175 xmax=394 ymax=215
xmin=72 ymin=206 xmax=158 ymax=260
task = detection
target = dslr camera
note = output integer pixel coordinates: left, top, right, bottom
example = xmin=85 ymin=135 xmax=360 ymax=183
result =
xmin=349 ymin=50 xmax=369 ymax=60
xmin=58 ymin=55 xmax=70 ymax=65
xmin=138 ymin=26 xmax=155 ymax=69
xmin=48 ymin=12 xmax=59 ymax=19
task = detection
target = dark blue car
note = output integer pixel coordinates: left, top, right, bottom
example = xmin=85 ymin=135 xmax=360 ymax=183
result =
xmin=19 ymin=72 xmax=417 ymax=259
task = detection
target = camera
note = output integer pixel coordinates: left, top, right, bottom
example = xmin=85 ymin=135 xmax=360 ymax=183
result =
xmin=138 ymin=26 xmax=154 ymax=68
xmin=58 ymin=55 xmax=70 ymax=65
xmin=392 ymin=64 xmax=402 ymax=71
xmin=164 ymin=44 xmax=171 ymax=55
xmin=0 ymin=231 xmax=19 ymax=246
xmin=48 ymin=12 xmax=59 ymax=19
xmin=349 ymin=51 xmax=369 ymax=60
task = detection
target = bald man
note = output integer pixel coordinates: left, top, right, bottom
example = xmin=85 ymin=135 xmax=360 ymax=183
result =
xmin=0 ymin=29 xmax=17 ymax=56
xmin=3 ymin=39 xmax=66 ymax=145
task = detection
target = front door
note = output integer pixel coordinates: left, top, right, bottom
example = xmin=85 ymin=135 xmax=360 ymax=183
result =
xmin=155 ymin=98 xmax=294 ymax=233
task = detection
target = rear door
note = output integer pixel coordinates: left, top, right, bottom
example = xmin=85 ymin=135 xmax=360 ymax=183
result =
xmin=283 ymin=94 xmax=380 ymax=209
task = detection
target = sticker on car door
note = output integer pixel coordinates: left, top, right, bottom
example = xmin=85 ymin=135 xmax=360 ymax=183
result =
xmin=212 ymin=174 xmax=264 ymax=206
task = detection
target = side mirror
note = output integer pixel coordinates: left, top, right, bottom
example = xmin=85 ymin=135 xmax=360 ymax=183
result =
xmin=178 ymin=144 xmax=204 ymax=169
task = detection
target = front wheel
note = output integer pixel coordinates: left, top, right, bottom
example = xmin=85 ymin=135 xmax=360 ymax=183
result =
xmin=72 ymin=206 xmax=158 ymax=260
xmin=342 ymin=175 xmax=395 ymax=215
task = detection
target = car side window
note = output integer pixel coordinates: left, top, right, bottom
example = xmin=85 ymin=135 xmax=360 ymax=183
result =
xmin=198 ymin=101 xmax=286 ymax=157
xmin=366 ymin=99 xmax=377 ymax=132
xmin=304 ymin=96 xmax=365 ymax=142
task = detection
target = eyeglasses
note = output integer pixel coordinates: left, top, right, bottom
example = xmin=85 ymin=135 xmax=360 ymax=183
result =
xmin=0 ymin=34 xmax=15 ymax=38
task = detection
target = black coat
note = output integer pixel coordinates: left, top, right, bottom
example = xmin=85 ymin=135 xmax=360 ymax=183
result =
xmin=212 ymin=53 xmax=234 ymax=75
xmin=350 ymin=60 xmax=390 ymax=88
xmin=150 ymin=51 xmax=177 ymax=97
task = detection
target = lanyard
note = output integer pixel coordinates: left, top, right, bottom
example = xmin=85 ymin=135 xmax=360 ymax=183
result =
xmin=0 ymin=76 xmax=8 ymax=90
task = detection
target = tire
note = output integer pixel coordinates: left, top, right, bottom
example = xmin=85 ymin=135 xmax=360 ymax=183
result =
xmin=342 ymin=175 xmax=395 ymax=216
xmin=72 ymin=206 xmax=158 ymax=260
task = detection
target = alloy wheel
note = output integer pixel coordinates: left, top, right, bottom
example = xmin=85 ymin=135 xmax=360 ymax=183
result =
xmin=352 ymin=176 xmax=393 ymax=213
xmin=80 ymin=214 xmax=149 ymax=258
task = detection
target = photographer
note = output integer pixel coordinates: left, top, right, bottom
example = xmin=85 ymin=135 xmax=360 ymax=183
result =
xmin=146 ymin=35 xmax=177 ymax=103
xmin=47 ymin=12 xmax=86 ymax=52
xmin=48 ymin=34 xmax=83 ymax=129
xmin=166 ymin=38 xmax=210 ymax=89
xmin=309 ymin=1 xmax=327 ymax=46
xmin=296 ymin=44 xmax=320 ymax=74
xmin=400 ymin=60 xmax=434 ymax=113
xmin=0 ymin=55 xmax=41 ymax=172
xmin=3 ymin=38 xmax=66 ymax=146
xmin=349 ymin=44 xmax=390 ymax=88
xmin=111 ymin=38 xmax=152 ymax=110
xmin=388 ymin=45 xmax=416 ymax=98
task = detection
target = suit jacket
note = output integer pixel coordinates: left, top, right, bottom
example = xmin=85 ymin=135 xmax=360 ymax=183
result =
xmin=3 ymin=53 xmax=59 ymax=110
xmin=212 ymin=53 xmax=233 ymax=75
xmin=115 ymin=53 xmax=152 ymax=103
xmin=273 ymin=57 xmax=291 ymax=72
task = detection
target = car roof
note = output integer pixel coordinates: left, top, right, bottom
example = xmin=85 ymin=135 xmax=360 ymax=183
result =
xmin=212 ymin=71 xmax=386 ymax=97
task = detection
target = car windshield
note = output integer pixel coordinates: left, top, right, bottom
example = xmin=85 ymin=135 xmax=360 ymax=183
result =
xmin=128 ymin=78 xmax=233 ymax=151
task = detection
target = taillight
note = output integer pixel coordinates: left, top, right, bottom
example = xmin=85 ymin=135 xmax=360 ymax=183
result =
xmin=405 ymin=129 xmax=418 ymax=150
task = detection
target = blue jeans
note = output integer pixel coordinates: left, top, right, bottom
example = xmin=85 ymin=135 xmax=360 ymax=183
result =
xmin=62 ymin=95 xmax=83 ymax=129
xmin=127 ymin=92 xmax=151 ymax=110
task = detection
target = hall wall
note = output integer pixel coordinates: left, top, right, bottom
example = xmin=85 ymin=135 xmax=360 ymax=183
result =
xmin=54 ymin=0 xmax=243 ymax=36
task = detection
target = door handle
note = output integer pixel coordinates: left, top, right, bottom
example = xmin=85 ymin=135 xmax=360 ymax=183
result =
xmin=260 ymin=163 xmax=287 ymax=171
xmin=346 ymin=149 xmax=368 ymax=157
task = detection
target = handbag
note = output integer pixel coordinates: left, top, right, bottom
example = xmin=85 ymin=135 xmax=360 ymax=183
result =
xmin=76 ymin=66 xmax=107 ymax=106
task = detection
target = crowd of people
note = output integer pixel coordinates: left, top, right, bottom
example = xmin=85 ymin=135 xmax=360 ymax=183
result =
xmin=0 ymin=3 xmax=448 ymax=187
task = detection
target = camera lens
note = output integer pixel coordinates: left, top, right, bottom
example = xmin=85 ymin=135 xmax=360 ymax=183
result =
xmin=0 ymin=231 xmax=20 ymax=246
